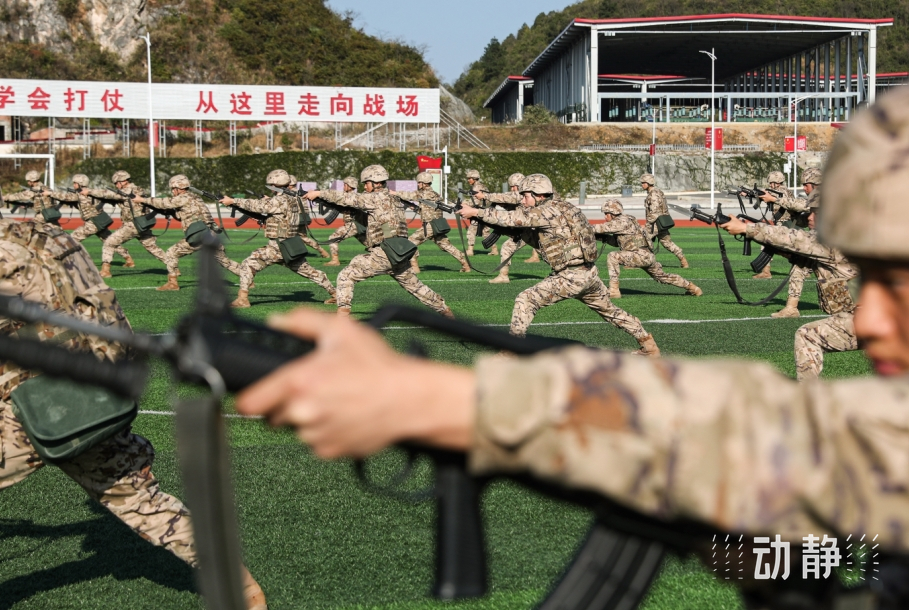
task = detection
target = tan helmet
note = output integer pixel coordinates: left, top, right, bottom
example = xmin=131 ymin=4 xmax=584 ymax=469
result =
xmin=266 ymin=169 xmax=291 ymax=187
xmin=169 ymin=174 xmax=191 ymax=190
xmin=360 ymin=164 xmax=389 ymax=183
xmin=72 ymin=174 xmax=90 ymax=187
xmin=601 ymin=199 xmax=624 ymax=215
xmin=507 ymin=172 xmax=526 ymax=188
xmin=640 ymin=173 xmax=656 ymax=186
xmin=288 ymin=175 xmax=298 ymax=185
xmin=819 ymin=87 xmax=909 ymax=259
xmin=472 ymin=181 xmax=490 ymax=194
xmin=342 ymin=176 xmax=358 ymax=190
xmin=24 ymin=170 xmax=41 ymax=182
xmin=416 ymin=171 xmax=433 ymax=184
xmin=767 ymin=171 xmax=785 ymax=184
xmin=802 ymin=167 xmax=822 ymax=185
xmin=465 ymin=169 xmax=480 ymax=180
xmin=519 ymin=174 xmax=554 ymax=196
xmin=111 ymin=170 xmax=130 ymax=183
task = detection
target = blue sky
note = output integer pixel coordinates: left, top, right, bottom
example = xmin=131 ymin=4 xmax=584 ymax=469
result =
xmin=326 ymin=0 xmax=567 ymax=84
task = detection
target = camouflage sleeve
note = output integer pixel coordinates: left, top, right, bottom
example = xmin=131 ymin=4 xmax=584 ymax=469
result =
xmin=777 ymin=192 xmax=810 ymax=214
xmin=44 ymin=190 xmax=80 ymax=203
xmin=394 ymin=191 xmax=421 ymax=201
xmin=485 ymin=192 xmax=522 ymax=206
xmin=469 ymin=347 xmax=909 ymax=546
xmin=231 ymin=196 xmax=284 ymax=215
xmin=746 ymin=224 xmax=836 ymax=263
xmin=146 ymin=196 xmax=181 ymax=210
xmin=477 ymin=206 xmax=549 ymax=228
xmin=593 ymin=216 xmax=636 ymax=236
xmin=82 ymin=188 xmax=126 ymax=202
xmin=319 ymin=189 xmax=378 ymax=212
xmin=2 ymin=190 xmax=37 ymax=203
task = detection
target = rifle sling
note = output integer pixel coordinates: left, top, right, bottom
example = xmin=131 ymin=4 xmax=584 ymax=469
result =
xmin=456 ymin=215 xmax=488 ymax=275
xmin=714 ymin=224 xmax=793 ymax=306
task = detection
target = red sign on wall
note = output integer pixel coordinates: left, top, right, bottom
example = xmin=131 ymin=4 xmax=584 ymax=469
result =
xmin=784 ymin=136 xmax=808 ymax=152
xmin=705 ymin=128 xmax=723 ymax=150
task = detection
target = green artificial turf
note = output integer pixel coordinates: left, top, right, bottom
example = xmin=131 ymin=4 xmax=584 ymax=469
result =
xmin=0 ymin=228 xmax=872 ymax=609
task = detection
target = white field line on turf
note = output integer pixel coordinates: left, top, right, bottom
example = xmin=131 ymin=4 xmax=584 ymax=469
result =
xmin=378 ymin=314 xmax=828 ymax=330
xmin=139 ymin=409 xmax=262 ymax=419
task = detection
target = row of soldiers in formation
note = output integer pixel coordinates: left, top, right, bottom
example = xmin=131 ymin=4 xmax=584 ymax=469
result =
xmin=1 ymin=161 xmax=843 ymax=375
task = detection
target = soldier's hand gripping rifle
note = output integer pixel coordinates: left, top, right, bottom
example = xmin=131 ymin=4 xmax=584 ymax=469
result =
xmin=105 ymin=186 xmax=179 ymax=222
xmin=227 ymin=190 xmax=269 ymax=227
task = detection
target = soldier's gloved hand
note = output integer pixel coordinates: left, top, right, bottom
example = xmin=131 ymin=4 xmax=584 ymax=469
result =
xmin=720 ymin=217 xmax=748 ymax=235
xmin=235 ymin=308 xmax=475 ymax=459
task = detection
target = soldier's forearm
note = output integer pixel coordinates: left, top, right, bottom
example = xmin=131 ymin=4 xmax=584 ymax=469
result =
xmin=746 ymin=224 xmax=833 ymax=262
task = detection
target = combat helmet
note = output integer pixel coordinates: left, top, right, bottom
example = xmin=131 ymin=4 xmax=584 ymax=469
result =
xmin=111 ymin=170 xmax=130 ymax=183
xmin=465 ymin=169 xmax=480 ymax=180
xmin=802 ymin=167 xmax=822 ymax=185
xmin=72 ymin=174 xmax=90 ymax=187
xmin=416 ymin=172 xmax=433 ymax=184
xmin=360 ymin=165 xmax=389 ymax=183
xmin=266 ymin=169 xmax=291 ymax=187
xmin=342 ymin=176 xmax=358 ymax=190
xmin=819 ymin=87 xmax=909 ymax=259
xmin=24 ymin=170 xmax=41 ymax=182
xmin=767 ymin=171 xmax=785 ymax=184
xmin=601 ymin=199 xmax=624 ymax=215
xmin=519 ymin=174 xmax=554 ymax=196
xmin=640 ymin=173 xmax=656 ymax=186
xmin=507 ymin=173 xmax=526 ymax=188
xmin=169 ymin=175 xmax=191 ymax=190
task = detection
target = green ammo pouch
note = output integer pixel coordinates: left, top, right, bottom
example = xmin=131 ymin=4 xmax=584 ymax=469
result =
xmin=428 ymin=217 xmax=451 ymax=237
xmin=91 ymin=211 xmax=114 ymax=230
xmin=133 ymin=212 xmax=157 ymax=233
xmin=41 ymin=207 xmax=62 ymax=224
xmin=278 ymin=236 xmax=310 ymax=263
xmin=380 ymin=236 xmax=418 ymax=266
xmin=655 ymin=214 xmax=675 ymax=231
xmin=185 ymin=220 xmax=211 ymax=247
xmin=10 ymin=376 xmax=138 ymax=462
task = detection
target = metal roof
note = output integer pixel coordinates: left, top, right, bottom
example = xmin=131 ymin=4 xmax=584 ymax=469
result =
xmin=523 ymin=14 xmax=894 ymax=81
xmin=483 ymin=75 xmax=533 ymax=109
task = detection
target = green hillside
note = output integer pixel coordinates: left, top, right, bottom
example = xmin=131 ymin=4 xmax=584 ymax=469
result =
xmin=453 ymin=0 xmax=908 ymax=113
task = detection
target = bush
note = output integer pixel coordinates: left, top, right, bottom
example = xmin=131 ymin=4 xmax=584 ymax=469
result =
xmin=521 ymin=105 xmax=557 ymax=126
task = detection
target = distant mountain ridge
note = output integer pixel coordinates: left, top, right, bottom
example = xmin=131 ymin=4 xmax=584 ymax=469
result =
xmin=452 ymin=0 xmax=909 ymax=114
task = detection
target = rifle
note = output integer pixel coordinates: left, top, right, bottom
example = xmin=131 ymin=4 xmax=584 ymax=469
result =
xmin=224 ymin=191 xmax=269 ymax=228
xmin=106 ymin=186 xmax=178 ymax=222
xmin=5 ymin=190 xmax=36 ymax=214
xmin=65 ymin=187 xmax=107 ymax=212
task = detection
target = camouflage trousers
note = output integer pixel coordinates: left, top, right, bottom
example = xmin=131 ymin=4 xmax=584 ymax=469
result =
xmin=238 ymin=240 xmax=335 ymax=295
xmin=646 ymin=224 xmax=685 ymax=261
xmin=466 ymin=221 xmax=493 ymax=248
xmin=409 ymin=224 xmax=466 ymax=264
xmin=102 ymin=223 xmax=167 ymax=266
xmin=511 ymin=264 xmax=649 ymax=341
xmin=794 ymin=311 xmax=858 ymax=381
xmin=337 ymin=247 xmax=449 ymax=314
xmin=0 ymin=402 xmax=197 ymax=566
xmin=164 ymin=238 xmax=241 ymax=277
xmin=300 ymin=233 xmax=323 ymax=253
xmin=72 ymin=220 xmax=130 ymax=261
xmin=328 ymin=224 xmax=358 ymax=257
xmin=788 ymin=262 xmax=813 ymax=301
xmin=499 ymin=238 xmax=522 ymax=268
xmin=607 ymin=250 xmax=690 ymax=290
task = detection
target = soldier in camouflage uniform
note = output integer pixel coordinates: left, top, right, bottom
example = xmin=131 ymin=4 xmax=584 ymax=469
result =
xmin=238 ymin=89 xmax=909 ymax=585
xmin=133 ymin=175 xmax=242 ymax=291
xmin=463 ymin=170 xmax=498 ymax=257
xmin=80 ymin=171 xmax=168 ymax=279
xmin=324 ymin=177 xmax=362 ymax=267
xmin=722 ymin=170 xmax=857 ymax=380
xmin=460 ymin=174 xmax=659 ymax=355
xmin=395 ymin=172 xmax=470 ymax=274
xmin=303 ymin=165 xmax=454 ymax=318
xmin=288 ymin=175 xmax=330 ymax=259
xmin=220 ymin=170 xmax=336 ymax=308
xmin=39 ymin=173 xmax=134 ymax=268
xmin=0 ymin=219 xmax=266 ymax=609
xmin=2 ymin=170 xmax=60 ymax=225
xmin=595 ymin=199 xmax=702 ymax=298
xmin=641 ymin=173 xmax=688 ymax=268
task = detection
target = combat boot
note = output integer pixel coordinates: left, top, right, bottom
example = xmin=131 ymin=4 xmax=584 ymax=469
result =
xmin=459 ymin=259 xmax=471 ymax=273
xmin=685 ymin=283 xmax=703 ymax=296
xmin=466 ymin=246 xmax=474 ymax=256
xmin=324 ymin=292 xmax=337 ymax=305
xmin=488 ymin=268 xmax=510 ymax=284
xmin=608 ymin=280 xmax=621 ymax=299
xmin=441 ymin=307 xmax=455 ymax=319
xmin=488 ymin=244 xmax=499 ymax=256
xmin=231 ymin=289 xmax=251 ymax=308
xmin=633 ymin=334 xmax=661 ymax=357
xmin=324 ymin=252 xmax=341 ymax=266
xmin=411 ymin=258 xmax=421 ymax=274
xmin=524 ymin=249 xmax=541 ymax=263
xmin=337 ymin=307 xmax=351 ymax=317
xmin=771 ymin=297 xmax=801 ymax=318
xmin=679 ymin=256 xmax=690 ymax=269
xmin=242 ymin=566 xmax=268 ymax=610
xmin=318 ymin=246 xmax=330 ymax=258
xmin=99 ymin=263 xmax=112 ymax=278
xmin=752 ymin=266 xmax=772 ymax=279
xmin=123 ymin=255 xmax=136 ymax=268
xmin=156 ymin=275 xmax=180 ymax=291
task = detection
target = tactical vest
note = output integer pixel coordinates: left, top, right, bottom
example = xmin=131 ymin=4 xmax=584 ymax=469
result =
xmin=534 ymin=199 xmax=598 ymax=272
xmin=262 ymin=194 xmax=299 ymax=240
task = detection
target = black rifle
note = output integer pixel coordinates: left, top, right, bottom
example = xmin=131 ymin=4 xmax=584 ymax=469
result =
xmin=65 ymin=187 xmax=107 ymax=212
xmin=5 ymin=190 xmax=36 ymax=213
xmin=106 ymin=186 xmax=178 ymax=222
xmin=225 ymin=191 xmax=268 ymax=228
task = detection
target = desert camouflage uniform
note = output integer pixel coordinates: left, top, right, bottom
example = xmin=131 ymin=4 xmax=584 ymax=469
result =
xmin=3 ymin=187 xmax=59 ymax=223
xmin=475 ymin=198 xmax=650 ymax=341
xmin=643 ymin=186 xmax=685 ymax=262
xmin=464 ymin=192 xmax=494 ymax=249
xmin=0 ymin=219 xmax=196 ymax=566
xmin=230 ymin=194 xmax=335 ymax=296
xmin=757 ymin=185 xmax=813 ymax=296
xmin=328 ymin=212 xmax=361 ymax=258
xmin=43 ymin=189 xmax=131 ymax=260
xmin=746 ymin=220 xmax=858 ymax=380
xmin=468 ymin=346 xmax=909 ymax=548
xmin=483 ymin=191 xmax=542 ymax=266
xmin=594 ymin=213 xmax=692 ymax=291
xmin=318 ymin=186 xmax=450 ymax=313
xmin=397 ymin=189 xmax=466 ymax=266
xmin=145 ymin=192 xmax=242 ymax=277
xmin=83 ymin=185 xmax=168 ymax=266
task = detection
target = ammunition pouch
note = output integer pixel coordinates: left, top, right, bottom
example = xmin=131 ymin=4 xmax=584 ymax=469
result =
xmin=278 ymin=236 xmax=310 ymax=263
xmin=428 ymin=218 xmax=451 ymax=237
xmin=380 ymin=237 xmax=418 ymax=266
xmin=133 ymin=213 xmax=157 ymax=233
xmin=91 ymin=211 xmax=114 ymax=231
xmin=10 ymin=376 xmax=138 ymax=462
xmin=41 ymin=207 xmax=62 ymax=224
xmin=185 ymin=220 xmax=212 ymax=248
xmin=655 ymin=214 xmax=675 ymax=231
